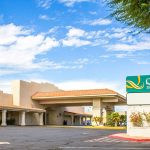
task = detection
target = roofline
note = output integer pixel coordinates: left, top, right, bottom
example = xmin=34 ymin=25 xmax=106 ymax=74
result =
xmin=0 ymin=105 xmax=46 ymax=112
xmin=32 ymin=93 xmax=126 ymax=101
xmin=64 ymin=111 xmax=92 ymax=116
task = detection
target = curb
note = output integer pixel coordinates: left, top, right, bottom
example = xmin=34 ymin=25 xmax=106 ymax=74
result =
xmin=109 ymin=134 xmax=150 ymax=142
xmin=84 ymin=126 xmax=126 ymax=130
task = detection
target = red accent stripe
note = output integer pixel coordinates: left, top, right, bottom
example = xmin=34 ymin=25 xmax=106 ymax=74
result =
xmin=109 ymin=134 xmax=150 ymax=142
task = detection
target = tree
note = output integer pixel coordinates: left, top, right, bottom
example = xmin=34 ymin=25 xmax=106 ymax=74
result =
xmin=119 ymin=114 xmax=127 ymax=126
xmin=111 ymin=112 xmax=120 ymax=126
xmin=93 ymin=116 xmax=103 ymax=126
xmin=107 ymin=0 xmax=150 ymax=33
xmin=106 ymin=112 xmax=120 ymax=126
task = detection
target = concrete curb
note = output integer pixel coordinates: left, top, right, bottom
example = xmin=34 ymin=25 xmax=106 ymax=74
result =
xmin=109 ymin=133 xmax=150 ymax=142
xmin=84 ymin=126 xmax=126 ymax=130
xmin=45 ymin=125 xmax=126 ymax=130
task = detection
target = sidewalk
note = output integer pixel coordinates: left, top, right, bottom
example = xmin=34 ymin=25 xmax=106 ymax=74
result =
xmin=109 ymin=133 xmax=150 ymax=142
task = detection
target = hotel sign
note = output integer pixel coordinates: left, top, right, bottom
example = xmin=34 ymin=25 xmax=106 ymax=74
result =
xmin=126 ymin=75 xmax=150 ymax=93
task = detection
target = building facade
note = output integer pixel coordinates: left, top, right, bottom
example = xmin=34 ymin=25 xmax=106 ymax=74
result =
xmin=0 ymin=80 xmax=126 ymax=126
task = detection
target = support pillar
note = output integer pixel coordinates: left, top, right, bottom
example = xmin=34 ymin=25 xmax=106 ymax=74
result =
xmin=39 ymin=112 xmax=44 ymax=126
xmin=1 ymin=110 xmax=7 ymax=126
xmin=102 ymin=108 xmax=107 ymax=124
xmin=79 ymin=116 xmax=82 ymax=125
xmin=85 ymin=116 xmax=87 ymax=126
xmin=92 ymin=98 xmax=102 ymax=126
xmin=90 ymin=117 xmax=92 ymax=125
xmin=71 ymin=115 xmax=74 ymax=126
xmin=20 ymin=111 xmax=26 ymax=126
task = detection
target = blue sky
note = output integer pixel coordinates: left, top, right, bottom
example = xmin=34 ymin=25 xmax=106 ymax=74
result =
xmin=0 ymin=0 xmax=150 ymax=100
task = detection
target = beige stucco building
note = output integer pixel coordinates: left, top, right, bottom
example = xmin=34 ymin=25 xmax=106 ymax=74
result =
xmin=0 ymin=80 xmax=126 ymax=126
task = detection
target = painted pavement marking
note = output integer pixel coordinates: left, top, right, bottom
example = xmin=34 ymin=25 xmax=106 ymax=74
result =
xmin=84 ymin=136 xmax=133 ymax=143
xmin=0 ymin=142 xmax=10 ymax=145
xmin=59 ymin=147 xmax=150 ymax=149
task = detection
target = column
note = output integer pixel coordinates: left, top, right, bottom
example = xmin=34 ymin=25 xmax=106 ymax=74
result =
xmin=102 ymin=108 xmax=107 ymax=124
xmin=1 ymin=110 xmax=7 ymax=126
xmin=90 ymin=117 xmax=92 ymax=125
xmin=20 ymin=111 xmax=26 ymax=126
xmin=79 ymin=116 xmax=82 ymax=125
xmin=39 ymin=112 xmax=44 ymax=126
xmin=92 ymin=98 xmax=102 ymax=126
xmin=85 ymin=116 xmax=87 ymax=126
xmin=71 ymin=115 xmax=74 ymax=126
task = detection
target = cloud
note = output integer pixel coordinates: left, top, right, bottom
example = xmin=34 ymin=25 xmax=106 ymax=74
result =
xmin=114 ymin=53 xmax=128 ymax=58
xmin=36 ymin=0 xmax=52 ymax=9
xmin=102 ymin=28 xmax=150 ymax=52
xmin=89 ymin=11 xmax=97 ymax=15
xmin=0 ymin=80 xmax=12 ymax=93
xmin=106 ymin=41 xmax=150 ymax=51
xmin=137 ymin=61 xmax=150 ymax=65
xmin=58 ymin=0 xmax=93 ymax=7
xmin=83 ymin=18 xmax=112 ymax=26
xmin=48 ymin=27 xmax=59 ymax=34
xmin=39 ymin=14 xmax=50 ymax=20
xmin=62 ymin=27 xmax=91 ymax=47
xmin=0 ymin=23 xmax=59 ymax=72
xmin=62 ymin=27 xmax=108 ymax=47
xmin=62 ymin=37 xmax=91 ymax=47
xmin=0 ymin=69 xmax=20 ymax=76
xmin=55 ymin=80 xmax=125 ymax=95
xmin=35 ymin=58 xmax=89 ymax=70
xmin=0 ymin=24 xmax=94 ymax=74
xmin=100 ymin=55 xmax=110 ymax=58
xmin=67 ymin=28 xmax=86 ymax=37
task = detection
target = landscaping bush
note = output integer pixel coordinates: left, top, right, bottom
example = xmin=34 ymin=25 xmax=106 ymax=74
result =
xmin=130 ymin=112 xmax=143 ymax=127
xmin=106 ymin=112 xmax=126 ymax=127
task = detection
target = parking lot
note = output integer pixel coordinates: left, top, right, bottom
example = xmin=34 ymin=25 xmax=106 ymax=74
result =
xmin=0 ymin=127 xmax=150 ymax=150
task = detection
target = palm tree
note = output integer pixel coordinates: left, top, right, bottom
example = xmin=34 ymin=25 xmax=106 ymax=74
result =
xmin=111 ymin=112 xmax=120 ymax=127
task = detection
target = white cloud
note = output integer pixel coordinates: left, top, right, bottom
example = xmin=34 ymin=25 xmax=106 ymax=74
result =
xmin=62 ymin=37 xmax=91 ymax=47
xmin=83 ymin=18 xmax=112 ymax=26
xmin=59 ymin=0 xmax=92 ymax=7
xmin=137 ymin=61 xmax=150 ymax=65
xmin=39 ymin=14 xmax=50 ymax=20
xmin=0 ymin=23 xmax=59 ymax=72
xmin=0 ymin=81 xmax=11 ymax=93
xmin=67 ymin=27 xmax=86 ymax=37
xmin=0 ymin=69 xmax=20 ymax=76
xmin=55 ymin=80 xmax=125 ymax=95
xmin=100 ymin=55 xmax=110 ymax=58
xmin=114 ymin=53 xmax=128 ymax=58
xmin=48 ymin=27 xmax=59 ymax=34
xmin=89 ymin=11 xmax=97 ymax=15
xmin=107 ymin=41 xmax=150 ymax=51
xmin=62 ymin=27 xmax=107 ymax=47
xmin=108 ymin=32 xmax=126 ymax=39
xmin=37 ymin=0 xmax=52 ymax=9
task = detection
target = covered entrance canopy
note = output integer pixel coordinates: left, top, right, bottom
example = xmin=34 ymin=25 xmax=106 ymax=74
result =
xmin=32 ymin=89 xmax=126 ymax=106
xmin=32 ymin=89 xmax=126 ymax=125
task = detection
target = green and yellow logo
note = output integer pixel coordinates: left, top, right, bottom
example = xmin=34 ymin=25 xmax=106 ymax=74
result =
xmin=126 ymin=75 xmax=144 ymax=90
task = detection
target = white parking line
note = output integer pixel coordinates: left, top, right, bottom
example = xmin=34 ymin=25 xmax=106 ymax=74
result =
xmin=59 ymin=147 xmax=150 ymax=149
xmin=0 ymin=142 xmax=10 ymax=145
xmin=85 ymin=136 xmax=108 ymax=142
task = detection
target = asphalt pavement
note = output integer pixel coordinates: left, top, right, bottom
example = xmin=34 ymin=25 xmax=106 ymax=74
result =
xmin=0 ymin=126 xmax=150 ymax=150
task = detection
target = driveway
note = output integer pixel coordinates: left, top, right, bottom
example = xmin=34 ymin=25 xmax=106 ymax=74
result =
xmin=0 ymin=126 xmax=150 ymax=150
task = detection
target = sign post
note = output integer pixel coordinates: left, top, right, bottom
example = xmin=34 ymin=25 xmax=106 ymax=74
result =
xmin=126 ymin=75 xmax=150 ymax=137
xmin=126 ymin=75 xmax=150 ymax=93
